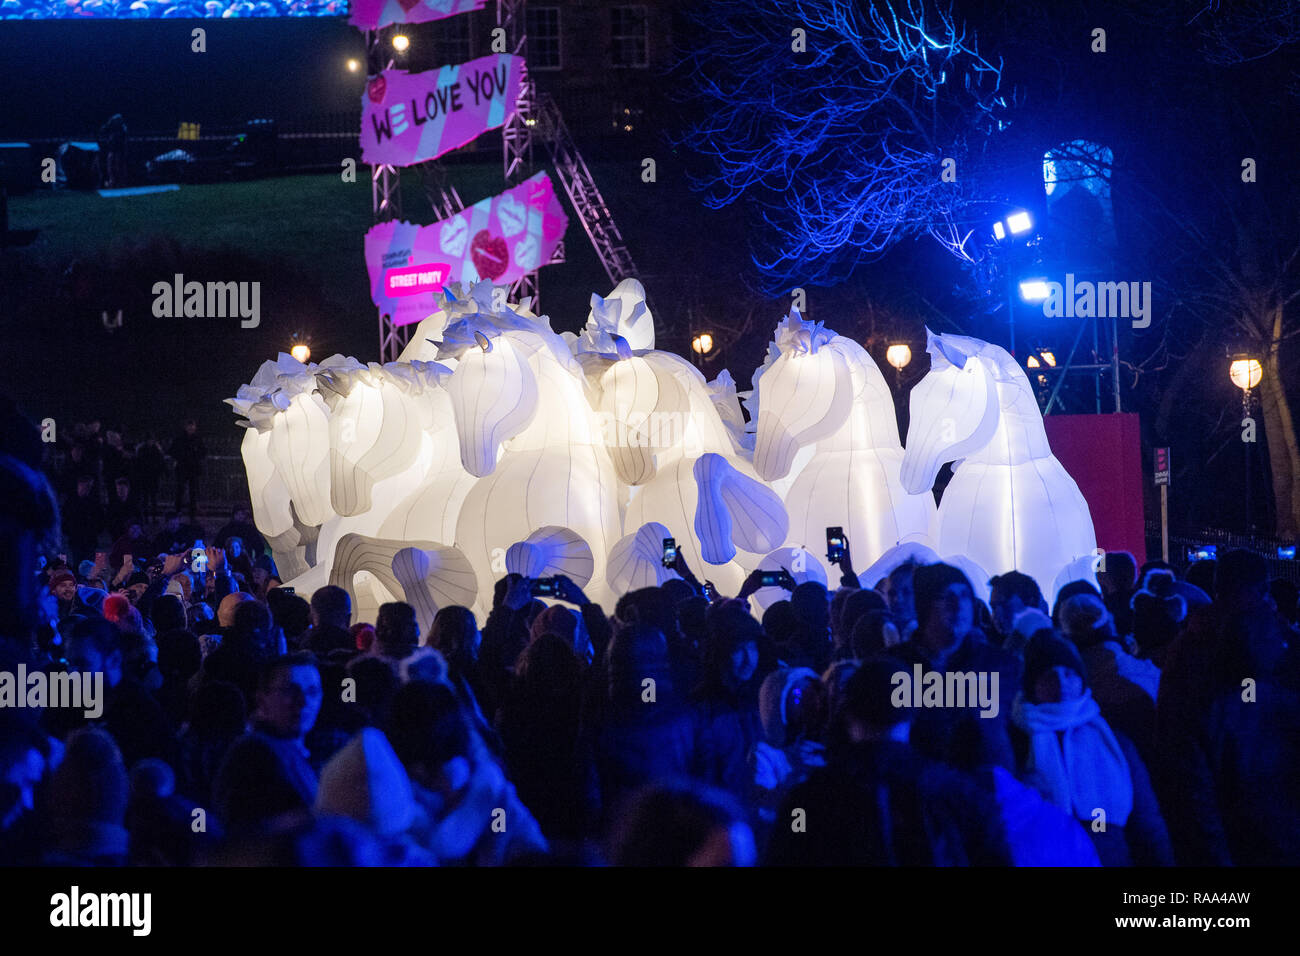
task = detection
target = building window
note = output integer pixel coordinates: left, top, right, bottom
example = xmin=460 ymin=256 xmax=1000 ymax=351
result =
xmin=434 ymin=14 xmax=473 ymax=65
xmin=526 ymin=6 xmax=562 ymax=71
xmin=610 ymin=5 xmax=648 ymax=68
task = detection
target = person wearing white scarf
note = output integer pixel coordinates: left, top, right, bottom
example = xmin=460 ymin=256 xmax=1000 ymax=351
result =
xmin=1012 ymin=688 xmax=1133 ymax=826
xmin=1013 ymin=630 xmax=1175 ymax=866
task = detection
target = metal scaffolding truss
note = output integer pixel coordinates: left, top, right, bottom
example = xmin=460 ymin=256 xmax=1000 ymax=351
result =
xmin=533 ymin=91 xmax=638 ymax=288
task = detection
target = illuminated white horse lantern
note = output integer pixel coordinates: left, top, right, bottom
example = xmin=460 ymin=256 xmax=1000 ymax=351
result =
xmin=572 ymin=281 xmax=787 ymax=596
xmin=435 ymin=294 xmax=624 ymax=614
xmin=750 ymin=311 xmax=934 ymax=573
xmin=900 ymin=330 xmax=1098 ymax=602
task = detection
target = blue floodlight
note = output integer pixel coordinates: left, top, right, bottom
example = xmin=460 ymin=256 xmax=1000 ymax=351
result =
xmin=992 ymin=221 xmax=1006 ymax=240
xmin=1006 ymin=210 xmax=1033 ymax=235
xmin=1019 ymin=278 xmax=1051 ymax=302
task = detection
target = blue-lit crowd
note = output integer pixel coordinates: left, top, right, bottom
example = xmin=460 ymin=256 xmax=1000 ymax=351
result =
xmin=2 ymin=410 xmax=1298 ymax=866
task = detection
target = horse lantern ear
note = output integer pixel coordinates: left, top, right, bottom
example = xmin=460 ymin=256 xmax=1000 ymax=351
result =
xmin=924 ymin=328 xmax=969 ymax=370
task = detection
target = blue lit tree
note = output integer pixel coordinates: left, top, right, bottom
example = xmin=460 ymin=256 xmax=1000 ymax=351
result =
xmin=675 ymin=0 xmax=1013 ymax=293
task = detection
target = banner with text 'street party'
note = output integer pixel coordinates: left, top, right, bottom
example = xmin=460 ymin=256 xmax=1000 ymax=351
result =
xmin=365 ymin=171 xmax=569 ymax=327
xmin=348 ymin=0 xmax=486 ymax=31
xmin=361 ymin=53 xmax=523 ymax=168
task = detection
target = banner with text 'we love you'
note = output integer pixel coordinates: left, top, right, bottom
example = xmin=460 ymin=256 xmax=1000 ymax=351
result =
xmin=365 ymin=171 xmax=569 ymax=328
xmin=361 ymin=53 xmax=522 ymax=168
xmin=348 ymin=0 xmax=486 ymax=31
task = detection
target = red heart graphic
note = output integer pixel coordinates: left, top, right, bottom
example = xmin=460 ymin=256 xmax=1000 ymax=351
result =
xmin=367 ymin=75 xmax=387 ymax=104
xmin=470 ymin=230 xmax=510 ymax=281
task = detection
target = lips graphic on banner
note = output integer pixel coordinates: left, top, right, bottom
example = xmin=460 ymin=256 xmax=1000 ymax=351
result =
xmin=361 ymin=54 xmax=524 ymax=168
xmin=364 ymin=171 xmax=569 ymax=327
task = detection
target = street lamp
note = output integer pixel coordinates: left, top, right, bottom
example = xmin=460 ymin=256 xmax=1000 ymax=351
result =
xmin=1230 ymin=353 xmax=1263 ymax=531
xmin=885 ymin=343 xmax=911 ymax=371
xmin=1229 ymin=356 xmax=1262 ymax=393
xmin=885 ymin=342 xmax=911 ymax=388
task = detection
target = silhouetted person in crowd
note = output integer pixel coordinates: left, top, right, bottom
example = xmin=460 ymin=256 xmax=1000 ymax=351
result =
xmin=1097 ymin=551 xmax=1139 ymax=638
xmin=608 ymin=780 xmax=756 ymax=866
xmin=496 ymin=633 xmax=586 ymax=843
xmin=170 ymin=419 xmax=206 ymax=518
xmin=894 ymin=563 xmax=1019 ymax=771
xmin=691 ymin=605 xmax=764 ymax=802
xmin=767 ymin=657 xmax=1012 ymax=865
xmin=62 ymin=475 xmax=103 ymax=564
xmin=303 ymin=585 xmax=353 ymax=654
xmin=214 ymin=652 xmax=323 ymax=834
xmin=585 ymin=624 xmax=696 ymax=830
xmin=1155 ymin=549 xmax=1300 ymax=865
xmin=989 ymin=570 xmax=1047 ymax=655
xmin=42 ymin=728 xmax=130 ymax=866
xmin=374 ymin=601 xmax=420 ymax=664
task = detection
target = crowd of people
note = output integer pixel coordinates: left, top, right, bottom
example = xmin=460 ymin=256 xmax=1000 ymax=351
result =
xmin=1 ymin=411 xmax=1298 ymax=866
xmin=48 ymin=418 xmax=209 ymax=560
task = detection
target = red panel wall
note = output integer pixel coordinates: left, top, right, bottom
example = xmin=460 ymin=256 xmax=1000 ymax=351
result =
xmin=1042 ymin=413 xmax=1146 ymax=565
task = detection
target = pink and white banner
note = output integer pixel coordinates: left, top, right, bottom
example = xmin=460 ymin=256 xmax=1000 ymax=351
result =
xmin=365 ymin=171 xmax=569 ymax=327
xmin=362 ymin=54 xmax=523 ymax=168
xmin=348 ymin=0 xmax=486 ymax=31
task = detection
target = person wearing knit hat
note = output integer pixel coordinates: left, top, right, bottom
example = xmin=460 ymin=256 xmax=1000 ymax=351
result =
xmin=315 ymin=727 xmax=434 ymax=865
xmin=1057 ymin=592 xmax=1161 ymax=758
xmin=1012 ymin=631 xmax=1172 ymax=866
xmin=1006 ymin=607 xmax=1054 ymax=657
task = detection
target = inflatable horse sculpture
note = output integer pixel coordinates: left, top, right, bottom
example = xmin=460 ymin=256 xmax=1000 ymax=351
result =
xmin=749 ymin=310 xmax=935 ymax=575
xmin=229 ymin=285 xmax=1098 ymax=622
xmin=899 ymin=330 xmax=1098 ymax=602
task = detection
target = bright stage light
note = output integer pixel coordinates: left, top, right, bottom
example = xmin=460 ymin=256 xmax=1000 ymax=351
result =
xmin=1040 ymin=350 xmax=1056 ymax=367
xmin=692 ymin=332 xmax=714 ymax=355
xmin=885 ymin=343 xmax=912 ymax=370
xmin=992 ymin=221 xmax=1005 ymax=241
xmin=1026 ymin=355 xmax=1040 ymax=368
xmin=346 ymin=58 xmax=360 ymax=73
xmin=392 ymin=34 xmax=410 ymax=53
xmin=1019 ymin=279 xmax=1051 ymax=302
xmin=1006 ymin=211 xmax=1033 ymax=235
xmin=291 ymin=343 xmax=311 ymax=363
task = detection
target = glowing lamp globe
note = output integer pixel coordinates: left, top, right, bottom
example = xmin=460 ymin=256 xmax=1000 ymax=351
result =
xmin=692 ymin=332 xmax=714 ymax=355
xmin=1229 ymin=358 xmax=1262 ymax=392
xmin=885 ymin=344 xmax=911 ymax=371
xmin=346 ymin=58 xmax=360 ymax=73
xmin=290 ymin=343 xmax=311 ymax=363
xmin=392 ymin=34 xmax=410 ymax=52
